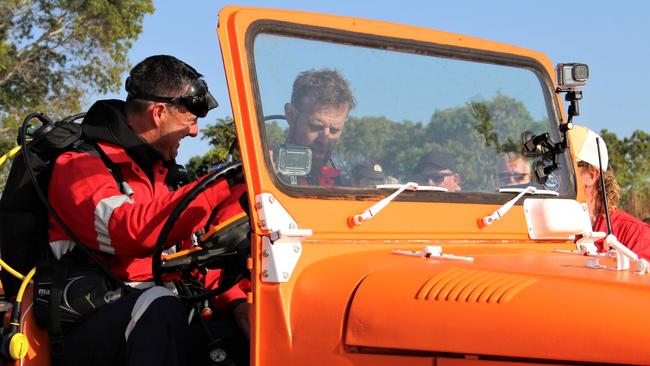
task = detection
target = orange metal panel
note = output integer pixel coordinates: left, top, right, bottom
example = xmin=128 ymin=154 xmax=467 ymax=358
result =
xmin=345 ymin=251 xmax=650 ymax=365
xmin=217 ymin=5 xmax=566 ymax=241
xmin=215 ymin=6 xmax=640 ymax=366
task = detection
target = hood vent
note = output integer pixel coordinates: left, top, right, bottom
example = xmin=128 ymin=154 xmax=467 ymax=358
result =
xmin=415 ymin=268 xmax=537 ymax=304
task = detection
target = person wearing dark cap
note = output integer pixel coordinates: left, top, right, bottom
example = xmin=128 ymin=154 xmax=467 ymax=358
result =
xmin=414 ymin=148 xmax=462 ymax=191
xmin=352 ymin=162 xmax=387 ymax=188
xmin=46 ymin=55 xmax=246 ymax=365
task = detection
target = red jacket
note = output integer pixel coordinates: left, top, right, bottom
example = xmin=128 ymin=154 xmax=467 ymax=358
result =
xmin=593 ymin=209 xmax=650 ymax=260
xmin=47 ymin=141 xmax=232 ymax=282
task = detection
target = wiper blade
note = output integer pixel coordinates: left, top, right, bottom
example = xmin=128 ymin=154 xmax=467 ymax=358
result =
xmin=498 ymin=187 xmax=560 ymax=196
xmin=350 ymin=182 xmax=434 ymax=227
xmin=482 ymin=186 xmax=558 ymax=227
xmin=376 ymin=183 xmax=447 ymax=192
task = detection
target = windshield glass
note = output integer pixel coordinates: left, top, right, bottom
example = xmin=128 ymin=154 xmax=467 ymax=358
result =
xmin=252 ymin=30 xmax=573 ymax=196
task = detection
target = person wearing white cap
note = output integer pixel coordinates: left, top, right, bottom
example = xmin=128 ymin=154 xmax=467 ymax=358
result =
xmin=571 ymin=125 xmax=650 ymax=260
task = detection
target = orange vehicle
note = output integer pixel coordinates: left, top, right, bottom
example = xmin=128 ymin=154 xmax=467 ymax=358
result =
xmin=2 ymin=6 xmax=650 ymax=366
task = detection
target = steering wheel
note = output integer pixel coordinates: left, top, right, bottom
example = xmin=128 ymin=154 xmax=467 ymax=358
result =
xmin=151 ymin=161 xmax=249 ymax=302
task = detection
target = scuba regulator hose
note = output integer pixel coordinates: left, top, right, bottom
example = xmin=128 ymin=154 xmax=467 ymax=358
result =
xmin=1 ymin=268 xmax=35 ymax=360
xmin=0 ymin=129 xmax=31 ymax=360
xmin=0 ymin=146 xmax=21 ymax=169
xmin=0 ymin=147 xmax=27 ymax=281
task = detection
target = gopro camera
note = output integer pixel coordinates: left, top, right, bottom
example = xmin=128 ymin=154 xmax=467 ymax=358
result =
xmin=556 ymin=63 xmax=589 ymax=90
xmin=276 ymin=145 xmax=312 ymax=177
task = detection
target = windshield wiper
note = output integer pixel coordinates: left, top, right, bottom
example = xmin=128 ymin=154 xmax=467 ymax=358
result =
xmin=481 ymin=186 xmax=559 ymax=226
xmin=349 ymin=182 xmax=446 ymax=227
xmin=497 ymin=187 xmax=560 ymax=195
xmin=376 ymin=183 xmax=447 ymax=192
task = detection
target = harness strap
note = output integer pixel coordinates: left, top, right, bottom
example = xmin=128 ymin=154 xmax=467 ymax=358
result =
xmin=48 ymin=264 xmax=68 ymax=365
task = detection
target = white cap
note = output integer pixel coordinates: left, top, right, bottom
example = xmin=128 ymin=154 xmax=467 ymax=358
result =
xmin=570 ymin=125 xmax=608 ymax=171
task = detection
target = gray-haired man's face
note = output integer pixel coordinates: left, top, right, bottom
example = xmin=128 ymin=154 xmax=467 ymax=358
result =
xmin=285 ymin=100 xmax=350 ymax=170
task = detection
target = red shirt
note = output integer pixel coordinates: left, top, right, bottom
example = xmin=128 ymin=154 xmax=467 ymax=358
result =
xmin=593 ymin=209 xmax=650 ymax=260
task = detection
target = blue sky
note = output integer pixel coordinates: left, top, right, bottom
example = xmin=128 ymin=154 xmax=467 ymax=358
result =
xmin=98 ymin=1 xmax=650 ymax=164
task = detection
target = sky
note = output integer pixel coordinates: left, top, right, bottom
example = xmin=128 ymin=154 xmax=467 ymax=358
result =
xmin=98 ymin=0 xmax=650 ymax=165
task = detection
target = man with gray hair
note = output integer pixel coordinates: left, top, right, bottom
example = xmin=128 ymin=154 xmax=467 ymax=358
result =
xmin=284 ymin=68 xmax=356 ymax=186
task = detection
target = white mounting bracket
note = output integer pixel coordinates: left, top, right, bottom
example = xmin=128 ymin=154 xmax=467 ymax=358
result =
xmin=586 ymin=234 xmax=650 ymax=274
xmin=575 ymin=230 xmax=605 ymax=254
xmin=392 ymin=246 xmax=474 ymax=262
xmin=255 ymin=193 xmax=312 ymax=283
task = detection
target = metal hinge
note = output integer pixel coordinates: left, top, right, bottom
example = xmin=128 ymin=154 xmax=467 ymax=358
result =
xmin=255 ymin=193 xmax=312 ymax=283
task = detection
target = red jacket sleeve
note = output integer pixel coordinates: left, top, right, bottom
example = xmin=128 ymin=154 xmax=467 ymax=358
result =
xmin=48 ymin=151 xmax=231 ymax=258
xmin=594 ymin=210 xmax=650 ymax=260
xmin=615 ymin=216 xmax=650 ymax=261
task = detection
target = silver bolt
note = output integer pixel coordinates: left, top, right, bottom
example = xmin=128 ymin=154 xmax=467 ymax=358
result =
xmin=289 ymin=222 xmax=296 ymax=229
xmin=268 ymin=196 xmax=275 ymax=204
xmin=293 ymin=245 xmax=300 ymax=253
xmin=263 ymin=250 xmax=270 ymax=257
xmin=262 ymin=270 xmax=269 ymax=278
xmin=255 ymin=202 xmax=263 ymax=209
xmin=209 ymin=348 xmax=227 ymax=363
xmin=282 ymin=272 xmax=289 ymax=279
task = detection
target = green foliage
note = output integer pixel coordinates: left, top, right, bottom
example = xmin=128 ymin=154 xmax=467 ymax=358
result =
xmin=186 ymin=117 xmax=238 ymax=179
xmin=468 ymin=94 xmax=536 ymax=154
xmin=429 ymin=94 xmax=545 ymax=190
xmin=336 ymin=116 xmax=415 ymax=176
xmin=0 ymin=0 xmax=154 ymax=172
xmin=188 ymin=98 xmax=647 ymax=210
xmin=186 ymin=118 xmax=288 ymax=179
xmin=265 ymin=120 xmax=286 ymax=147
xmin=334 ymin=94 xmax=544 ymax=190
xmin=601 ymin=129 xmax=650 ymax=218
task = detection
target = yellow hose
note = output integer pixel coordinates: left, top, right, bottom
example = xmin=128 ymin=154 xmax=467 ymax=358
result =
xmin=16 ymin=267 xmax=36 ymax=303
xmin=0 ymin=259 xmax=25 ymax=280
xmin=0 ymin=146 xmax=21 ymax=167
xmin=0 ymin=146 xmax=27 ymax=280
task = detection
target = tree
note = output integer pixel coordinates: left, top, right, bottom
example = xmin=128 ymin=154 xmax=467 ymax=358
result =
xmin=423 ymin=94 xmax=544 ymax=191
xmin=186 ymin=117 xmax=238 ymax=179
xmin=188 ymin=96 xmax=646 ymax=206
xmin=601 ymin=129 xmax=650 ymax=219
xmin=0 ymin=0 xmax=154 ymax=179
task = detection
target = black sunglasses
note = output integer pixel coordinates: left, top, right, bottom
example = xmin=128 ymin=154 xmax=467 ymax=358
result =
xmin=125 ymin=77 xmax=218 ymax=118
xmin=417 ymin=171 xmax=455 ymax=184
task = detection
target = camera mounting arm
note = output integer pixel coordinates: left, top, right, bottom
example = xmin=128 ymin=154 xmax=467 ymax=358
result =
xmin=555 ymin=63 xmax=589 ymax=150
xmin=519 ymin=63 xmax=590 ymax=182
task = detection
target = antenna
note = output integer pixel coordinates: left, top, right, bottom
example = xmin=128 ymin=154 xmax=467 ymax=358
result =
xmin=596 ymin=137 xmax=612 ymax=235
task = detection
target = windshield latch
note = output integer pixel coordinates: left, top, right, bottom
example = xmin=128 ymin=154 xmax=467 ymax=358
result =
xmin=393 ymin=246 xmax=474 ymax=262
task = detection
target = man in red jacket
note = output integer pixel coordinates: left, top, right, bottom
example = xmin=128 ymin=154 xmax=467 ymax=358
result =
xmin=571 ymin=125 xmax=650 ymax=260
xmin=48 ymin=55 xmax=245 ymax=366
